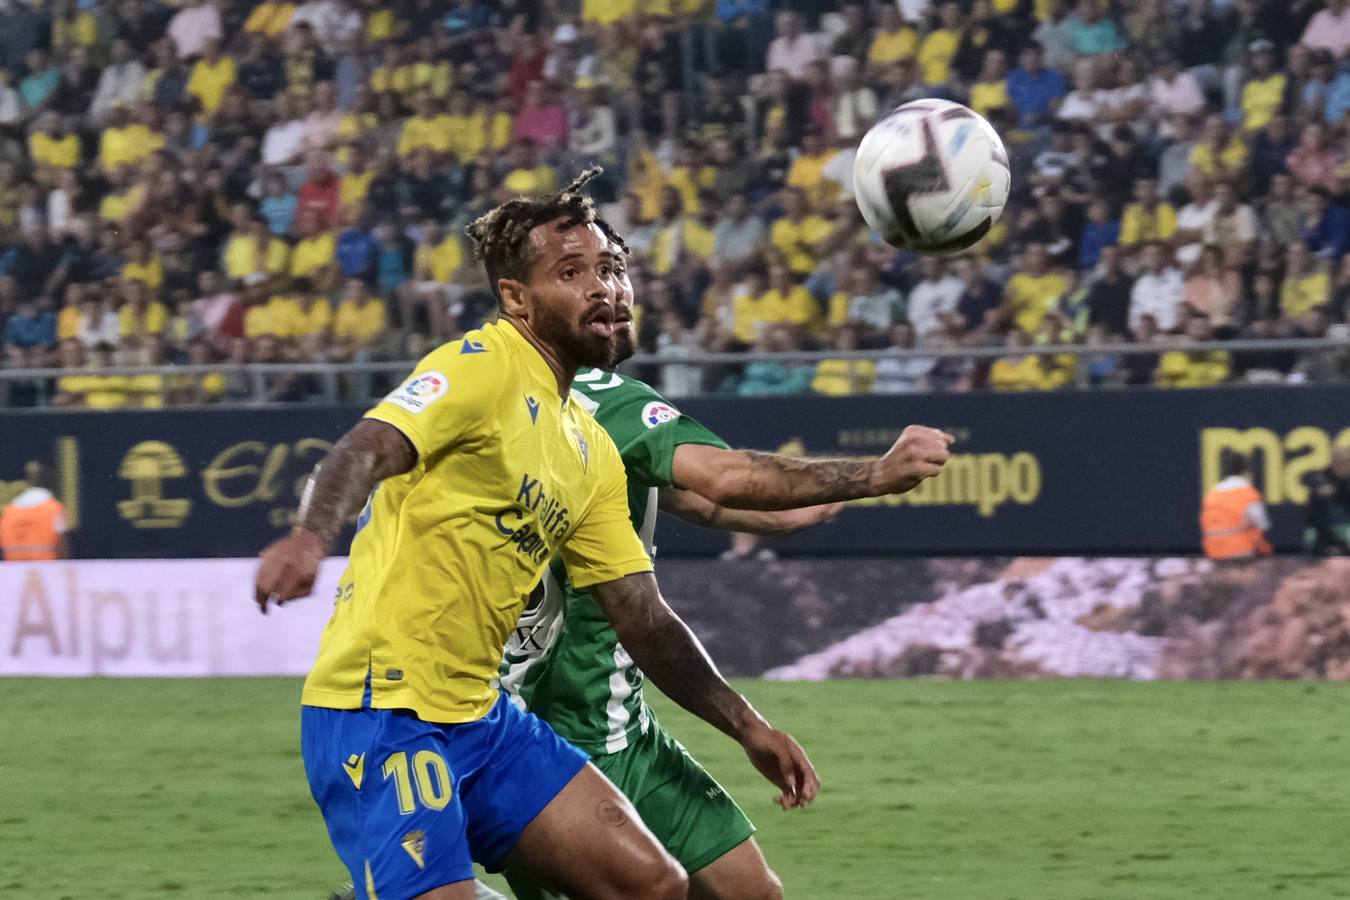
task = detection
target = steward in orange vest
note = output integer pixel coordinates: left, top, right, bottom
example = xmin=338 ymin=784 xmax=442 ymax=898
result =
xmin=0 ymin=462 xmax=69 ymax=561
xmin=1200 ymin=452 xmax=1272 ymax=561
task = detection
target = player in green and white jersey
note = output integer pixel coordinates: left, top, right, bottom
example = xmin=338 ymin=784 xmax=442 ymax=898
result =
xmin=501 ymin=248 xmax=955 ymax=899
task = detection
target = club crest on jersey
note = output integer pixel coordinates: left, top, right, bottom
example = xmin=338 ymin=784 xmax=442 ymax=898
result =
xmin=641 ymin=401 xmax=680 ymax=428
xmin=571 ymin=426 xmax=589 ymax=471
xmin=386 ymin=371 xmax=449 ymax=414
xmin=401 ymin=831 xmax=427 ymax=869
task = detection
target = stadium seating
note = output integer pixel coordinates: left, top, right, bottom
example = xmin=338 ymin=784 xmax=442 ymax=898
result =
xmin=0 ymin=0 xmax=1347 ymax=408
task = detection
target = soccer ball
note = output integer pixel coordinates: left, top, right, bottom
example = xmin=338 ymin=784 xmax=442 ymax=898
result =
xmin=852 ymin=99 xmax=1010 ymax=255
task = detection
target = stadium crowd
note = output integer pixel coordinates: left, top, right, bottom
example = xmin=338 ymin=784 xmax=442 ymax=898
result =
xmin=0 ymin=0 xmax=1348 ymax=407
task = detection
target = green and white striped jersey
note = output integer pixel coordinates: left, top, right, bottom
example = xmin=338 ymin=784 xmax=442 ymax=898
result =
xmin=499 ymin=368 xmax=728 ymax=755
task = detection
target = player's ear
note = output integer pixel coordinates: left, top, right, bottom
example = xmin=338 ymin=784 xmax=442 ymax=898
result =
xmin=498 ymin=279 xmax=528 ymax=318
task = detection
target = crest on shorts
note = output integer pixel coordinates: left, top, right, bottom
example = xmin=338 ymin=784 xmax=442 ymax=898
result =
xmin=402 ymin=830 xmax=427 ymax=869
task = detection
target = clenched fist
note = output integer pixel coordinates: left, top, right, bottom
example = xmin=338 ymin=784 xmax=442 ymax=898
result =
xmin=254 ymin=527 xmax=328 ymax=613
xmin=872 ymin=425 xmax=955 ymax=495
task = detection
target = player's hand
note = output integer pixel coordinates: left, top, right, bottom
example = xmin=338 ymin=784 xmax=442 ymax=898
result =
xmin=254 ymin=527 xmax=327 ymax=614
xmin=873 ymin=425 xmax=955 ymax=495
xmin=739 ymin=718 xmax=821 ymax=810
xmin=773 ymin=502 xmax=845 ymax=533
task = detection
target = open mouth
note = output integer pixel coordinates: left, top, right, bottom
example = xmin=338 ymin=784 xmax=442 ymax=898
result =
xmin=586 ymin=307 xmax=616 ymax=338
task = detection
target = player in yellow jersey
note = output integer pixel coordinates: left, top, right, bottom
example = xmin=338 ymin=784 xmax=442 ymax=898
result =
xmin=255 ymin=171 xmax=827 ymax=900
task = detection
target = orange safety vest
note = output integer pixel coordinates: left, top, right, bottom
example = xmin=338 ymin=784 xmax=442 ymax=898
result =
xmin=0 ymin=493 xmax=65 ymax=560
xmin=1200 ymin=482 xmax=1272 ymax=561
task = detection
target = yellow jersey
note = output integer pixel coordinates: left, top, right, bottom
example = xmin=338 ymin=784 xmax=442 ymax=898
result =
xmin=187 ymin=56 xmax=236 ymax=113
xmin=290 ymin=232 xmax=336 ymax=279
xmin=301 ymin=321 xmax=652 ymax=722
xmin=415 ymin=235 xmax=463 ymax=283
xmin=335 ymin=299 xmax=385 ymax=341
xmin=770 ymin=215 xmax=833 ymax=274
xmin=30 ymin=132 xmax=80 ymax=169
xmin=398 ymin=114 xmax=453 ymax=156
xmin=868 ymin=28 xmax=918 ymax=65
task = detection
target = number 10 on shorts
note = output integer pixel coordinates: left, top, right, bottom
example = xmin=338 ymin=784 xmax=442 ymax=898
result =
xmin=383 ymin=750 xmax=453 ymax=814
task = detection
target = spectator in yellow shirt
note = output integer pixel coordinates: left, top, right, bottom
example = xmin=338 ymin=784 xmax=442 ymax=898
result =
xmin=988 ymin=328 xmax=1035 ymax=391
xmin=867 ymin=4 xmax=919 ymax=75
xmin=56 ymin=283 xmax=86 ymax=342
xmin=55 ymin=341 xmax=130 ymax=409
xmin=117 ymin=281 xmax=169 ymax=339
xmin=223 ymin=211 xmax=291 ymax=282
xmin=98 ymin=172 xmax=146 ymax=224
xmin=1240 ymin=40 xmax=1288 ymax=132
xmin=968 ymin=50 xmax=1010 ymax=119
xmin=286 ymin=279 xmax=332 ymax=358
xmin=812 ymin=324 xmax=876 ymax=396
xmin=29 ymin=115 xmax=81 ymax=172
xmin=402 ymin=218 xmax=465 ymax=340
xmin=445 ymin=90 xmax=488 ymax=163
xmin=339 ymin=145 xmax=375 ymax=210
xmin=489 ymin=96 xmax=515 ymax=153
xmin=369 ymin=44 xmax=412 ymax=98
xmin=770 ymin=187 xmax=834 ymax=275
xmin=502 ymin=140 xmax=557 ymax=194
xmin=647 ymin=187 xmax=715 ymax=275
xmin=52 ymin=0 xmax=98 ymax=51
xmin=1189 ymin=115 xmax=1249 ymax=181
xmin=121 ymin=239 xmax=164 ymax=292
xmin=97 ymin=105 xmax=136 ymax=173
xmin=239 ymin=276 xmax=273 ymax=338
xmin=404 ymin=36 xmax=452 ymax=98
xmin=1156 ymin=316 xmax=1231 ymax=387
xmin=397 ymin=90 xmax=452 ymax=158
xmin=666 ymin=143 xmax=716 ymax=214
xmin=582 ymin=0 xmax=637 ymax=27
xmin=333 ymin=278 xmax=387 ymax=360
xmin=245 ymin=286 xmax=304 ymax=340
xmin=186 ymin=39 xmax=236 ymax=114
xmin=243 ymin=0 xmax=294 ymax=38
xmin=1119 ymin=177 xmax=1178 ymax=245
xmin=918 ymin=2 xmax=964 ymax=85
xmin=731 ymin=258 xmax=821 ymax=345
xmin=989 ymin=328 xmax=1075 ymax=391
xmin=1001 ymin=243 xmax=1068 ymax=334
xmin=786 ymin=129 xmax=844 ymax=209
xmin=289 ymin=211 xmax=336 ymax=285
xmin=1280 ymin=242 xmax=1331 ymax=318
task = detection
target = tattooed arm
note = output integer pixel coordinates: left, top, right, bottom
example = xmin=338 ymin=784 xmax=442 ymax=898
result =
xmin=254 ymin=419 xmax=416 ymax=611
xmin=658 ymin=488 xmax=843 ymax=535
xmin=591 ymin=572 xmax=820 ymax=808
xmin=669 ymin=425 xmax=955 ymax=510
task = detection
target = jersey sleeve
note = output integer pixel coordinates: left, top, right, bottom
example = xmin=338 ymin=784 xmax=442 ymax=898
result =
xmin=562 ymin=433 xmax=653 ymax=590
xmin=363 ymin=339 xmax=502 ymax=462
xmin=595 ymin=379 xmax=730 ymax=488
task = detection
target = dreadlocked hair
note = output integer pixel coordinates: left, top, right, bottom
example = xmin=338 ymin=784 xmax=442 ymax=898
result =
xmin=466 ymin=166 xmax=627 ymax=301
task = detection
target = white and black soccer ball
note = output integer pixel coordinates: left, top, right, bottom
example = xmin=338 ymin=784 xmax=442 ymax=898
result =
xmin=853 ymin=99 xmax=1010 ymax=255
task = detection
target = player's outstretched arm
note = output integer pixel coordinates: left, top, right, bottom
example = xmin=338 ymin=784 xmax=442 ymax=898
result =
xmin=591 ymin=571 xmax=820 ymax=809
xmin=658 ymin=488 xmax=843 ymax=535
xmin=670 ymin=424 xmax=955 ymax=511
xmin=254 ymin=419 xmax=416 ymax=612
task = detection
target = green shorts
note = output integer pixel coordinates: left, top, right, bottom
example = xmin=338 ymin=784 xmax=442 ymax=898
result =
xmin=593 ymin=718 xmax=756 ymax=873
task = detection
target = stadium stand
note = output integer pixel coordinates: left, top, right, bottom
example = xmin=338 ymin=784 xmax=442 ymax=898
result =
xmin=0 ymin=0 xmax=1347 ymax=408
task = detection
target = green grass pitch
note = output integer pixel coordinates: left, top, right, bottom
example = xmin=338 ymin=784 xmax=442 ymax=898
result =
xmin=2 ymin=678 xmax=1348 ymax=899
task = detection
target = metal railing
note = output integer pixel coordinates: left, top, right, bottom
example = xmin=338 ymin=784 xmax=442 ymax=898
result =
xmin=0 ymin=336 xmax=1346 ymax=409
